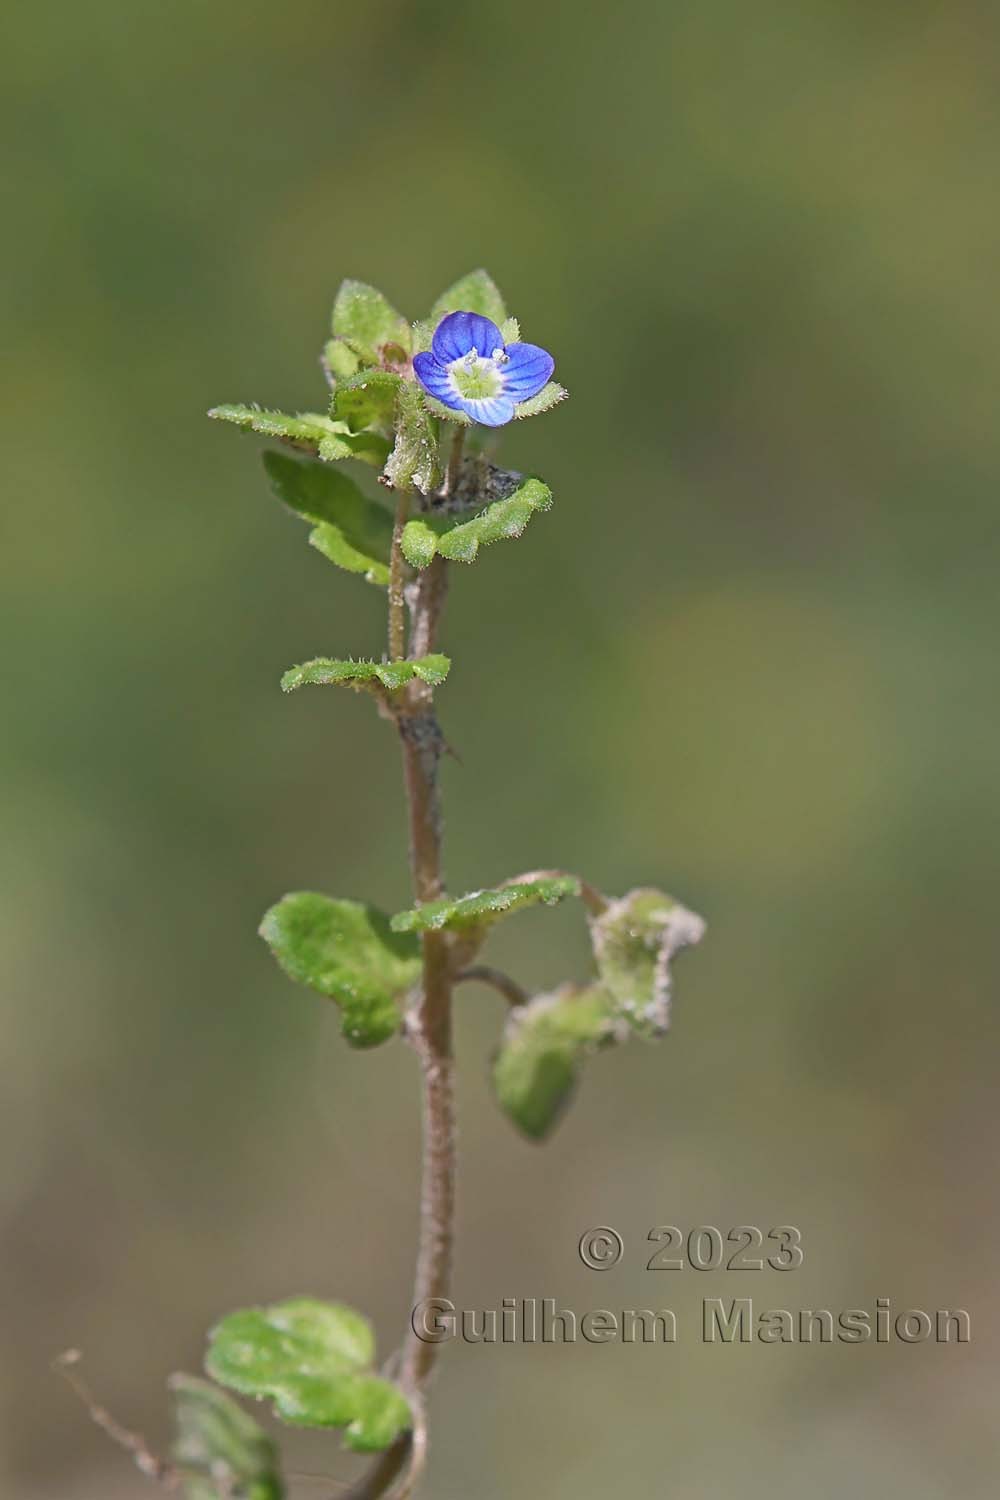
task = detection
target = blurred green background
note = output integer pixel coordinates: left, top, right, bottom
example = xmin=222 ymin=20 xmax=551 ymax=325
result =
xmin=4 ymin=1 xmax=998 ymax=1495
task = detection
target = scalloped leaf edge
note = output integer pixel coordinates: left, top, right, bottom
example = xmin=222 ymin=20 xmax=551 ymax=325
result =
xmin=280 ymin=654 xmax=450 ymax=694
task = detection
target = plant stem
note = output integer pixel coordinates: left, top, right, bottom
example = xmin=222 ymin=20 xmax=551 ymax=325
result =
xmin=388 ymin=487 xmax=411 ymax=662
xmin=443 ymin=426 xmax=466 ymax=497
xmin=393 ymin=542 xmax=456 ymax=1402
xmin=457 ymin=964 xmax=528 ymax=1008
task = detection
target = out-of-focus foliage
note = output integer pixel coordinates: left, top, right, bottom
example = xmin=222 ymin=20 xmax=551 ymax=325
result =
xmin=205 ymin=1299 xmax=411 ymax=1451
xmin=170 ymin=1374 xmax=284 ymax=1500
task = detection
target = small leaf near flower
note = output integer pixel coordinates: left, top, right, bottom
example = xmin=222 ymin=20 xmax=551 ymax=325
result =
xmin=401 ymin=478 xmax=552 ymax=567
xmin=332 ymin=369 xmax=402 ymax=437
xmin=431 ymin=269 xmax=508 ymax=327
xmin=208 ymin=404 xmax=389 ymax=466
xmin=413 ymin=312 xmax=555 ymax=427
xmin=205 ymin=1299 xmax=411 ymax=1453
xmin=331 ymin=280 xmax=411 ymax=364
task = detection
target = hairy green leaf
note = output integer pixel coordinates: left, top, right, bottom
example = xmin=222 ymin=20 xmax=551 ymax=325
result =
xmin=332 ymin=369 xmax=402 ymax=437
xmin=493 ymin=887 xmax=706 ymax=1137
xmin=515 ymin=381 xmax=568 ymax=419
xmin=431 ymin=269 xmax=507 ymax=327
xmin=209 ymin=403 xmax=385 ymax=464
xmin=589 ymin=888 xmax=706 ymax=1037
xmin=499 ymin=316 xmax=521 ymax=344
xmin=170 ymin=1374 xmax=283 ymax=1500
xmin=384 ymin=379 xmax=442 ymax=495
xmin=280 ymin=655 xmax=450 ymax=694
xmin=206 ymin=1299 xmax=411 ymax=1453
xmin=493 ymin=984 xmax=621 ymax=1140
xmin=331 ymin=280 xmax=410 ymax=362
xmin=392 ymin=875 xmax=579 ymax=935
xmin=263 ymin=451 xmax=393 ymax=587
xmin=322 ymin=337 xmax=362 ymax=385
xmin=400 ymin=478 xmax=552 ymax=567
xmin=419 ymin=393 xmax=472 ymax=426
xmin=260 ymin=894 xmax=420 ymax=1046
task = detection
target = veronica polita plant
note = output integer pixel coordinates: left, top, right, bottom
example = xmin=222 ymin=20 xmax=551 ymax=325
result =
xmin=60 ymin=269 xmax=705 ymax=1500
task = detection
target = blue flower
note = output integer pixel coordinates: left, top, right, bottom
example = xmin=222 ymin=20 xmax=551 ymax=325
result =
xmin=413 ymin=311 xmax=555 ymax=427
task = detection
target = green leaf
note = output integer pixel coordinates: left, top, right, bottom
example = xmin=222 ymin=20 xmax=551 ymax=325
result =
xmin=210 ymin=403 xmax=336 ymax=443
xmin=589 ymin=888 xmax=706 ymax=1037
xmin=515 ymin=381 xmax=568 ymax=419
xmin=331 ymin=280 xmax=410 ymax=362
xmin=206 ymin=1299 xmax=411 ymax=1454
xmin=392 ymin=874 xmax=579 ymax=935
xmin=420 ymin=393 xmax=472 ymax=426
xmin=321 ymin=337 xmax=362 ymax=384
xmin=170 ymin=1374 xmax=283 ymax=1500
xmin=262 ymin=451 xmax=393 ymax=587
xmin=431 ymin=269 xmax=507 ymax=327
xmin=384 ymin=379 xmax=442 ymax=495
xmin=493 ymin=887 xmax=706 ymax=1138
xmin=259 ymin=894 xmax=421 ymax=1047
xmin=280 ymin=655 xmax=450 ymax=694
xmin=332 ymin=369 xmax=402 ymax=437
xmin=209 ymin=403 xmax=388 ymax=467
xmin=400 ymin=478 xmax=552 ymax=567
xmin=499 ymin=316 xmax=521 ymax=344
xmin=493 ymin=984 xmax=620 ymax=1140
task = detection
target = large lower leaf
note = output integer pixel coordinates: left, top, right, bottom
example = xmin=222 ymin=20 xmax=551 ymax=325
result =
xmin=260 ymin=894 xmax=420 ymax=1046
xmin=392 ymin=874 xmax=579 ymax=935
xmin=170 ymin=1374 xmax=283 ymax=1500
xmin=206 ymin=1299 xmax=411 ymax=1454
xmin=280 ymin=655 xmax=450 ymax=694
xmin=263 ymin=450 xmax=393 ymax=587
xmin=400 ymin=479 xmax=552 ymax=567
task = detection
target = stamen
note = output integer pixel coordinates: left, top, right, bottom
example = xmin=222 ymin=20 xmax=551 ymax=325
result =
xmin=492 ymin=347 xmax=509 ymax=364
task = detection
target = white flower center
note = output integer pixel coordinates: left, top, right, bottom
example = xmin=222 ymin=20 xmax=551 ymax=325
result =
xmin=449 ymin=351 xmax=505 ymax=401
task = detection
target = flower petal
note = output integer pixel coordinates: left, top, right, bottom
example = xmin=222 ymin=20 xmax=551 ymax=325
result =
xmin=499 ymin=342 xmax=555 ymax=402
xmin=432 ymin=311 xmax=505 ymax=363
xmin=413 ymin=352 xmax=462 ymax=409
xmin=456 ymin=395 xmax=516 ymax=427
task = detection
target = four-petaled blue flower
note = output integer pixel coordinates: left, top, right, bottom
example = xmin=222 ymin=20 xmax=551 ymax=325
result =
xmin=413 ymin=311 xmax=554 ymax=427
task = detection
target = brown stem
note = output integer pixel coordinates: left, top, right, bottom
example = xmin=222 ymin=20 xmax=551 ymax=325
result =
xmin=54 ymin=1352 xmax=179 ymax=1489
xmin=395 ymin=551 xmax=456 ymax=1405
xmin=457 ymin=964 xmax=528 ymax=1008
xmin=442 ymin=426 xmax=466 ymax=497
xmin=388 ymin=488 xmax=411 ymax=662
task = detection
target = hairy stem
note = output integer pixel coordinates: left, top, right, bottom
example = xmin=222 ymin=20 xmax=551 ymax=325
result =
xmin=395 ymin=543 xmax=456 ymax=1403
xmin=388 ymin=487 xmax=411 ymax=662
xmin=442 ymin=425 xmax=466 ymax=497
xmin=457 ymin=964 xmax=528 ymax=1007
